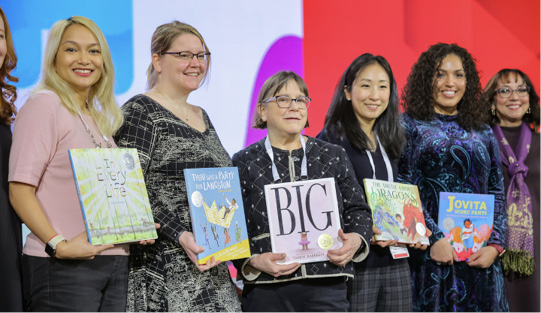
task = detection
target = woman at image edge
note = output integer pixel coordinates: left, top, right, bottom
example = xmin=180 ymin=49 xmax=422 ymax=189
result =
xmin=397 ymin=43 xmax=508 ymax=311
xmin=0 ymin=6 xmax=23 ymax=311
xmin=9 ymin=17 xmax=154 ymax=311
xmin=482 ymin=69 xmax=540 ymax=312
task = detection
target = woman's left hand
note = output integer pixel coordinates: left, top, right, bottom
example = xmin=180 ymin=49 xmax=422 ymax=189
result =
xmin=466 ymin=246 xmax=499 ymax=268
xmin=137 ymin=223 xmax=161 ymax=245
xmin=327 ymin=229 xmax=362 ymax=267
xmin=408 ymin=228 xmax=432 ymax=250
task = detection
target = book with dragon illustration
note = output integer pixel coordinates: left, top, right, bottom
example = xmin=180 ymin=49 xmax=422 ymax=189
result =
xmin=438 ymin=192 xmax=494 ymax=261
xmin=363 ymin=179 xmax=430 ymax=245
xmin=68 ymin=148 xmax=158 ymax=245
xmin=184 ymin=167 xmax=251 ymax=264
xmin=264 ymin=177 xmax=343 ymax=265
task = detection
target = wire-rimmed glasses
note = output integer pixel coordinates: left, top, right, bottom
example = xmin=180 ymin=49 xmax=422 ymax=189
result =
xmin=160 ymin=51 xmax=211 ymax=63
xmin=496 ymin=85 xmax=529 ymax=98
xmin=263 ymin=95 xmax=311 ymax=109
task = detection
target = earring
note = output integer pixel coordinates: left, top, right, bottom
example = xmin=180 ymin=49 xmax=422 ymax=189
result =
xmin=491 ymin=108 xmax=496 ymax=116
xmin=527 ymin=107 xmax=531 ymax=114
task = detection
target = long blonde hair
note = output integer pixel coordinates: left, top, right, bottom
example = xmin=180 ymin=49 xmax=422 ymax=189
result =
xmin=34 ymin=16 xmax=122 ymax=135
xmin=147 ymin=21 xmax=211 ymax=90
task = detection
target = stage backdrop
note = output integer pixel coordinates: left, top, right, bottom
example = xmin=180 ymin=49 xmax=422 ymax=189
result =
xmin=304 ymin=0 xmax=540 ymax=135
xmin=4 ymin=0 xmax=303 ymax=155
xmin=4 ymin=0 xmax=539 ymax=150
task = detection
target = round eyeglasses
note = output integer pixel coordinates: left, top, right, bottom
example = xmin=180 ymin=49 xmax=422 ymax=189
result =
xmin=496 ymin=86 xmax=529 ymax=98
xmin=263 ymin=95 xmax=311 ymax=109
xmin=160 ymin=51 xmax=211 ymax=63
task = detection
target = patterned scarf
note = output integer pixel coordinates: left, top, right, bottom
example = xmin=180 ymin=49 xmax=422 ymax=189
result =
xmin=492 ymin=122 xmax=534 ymax=276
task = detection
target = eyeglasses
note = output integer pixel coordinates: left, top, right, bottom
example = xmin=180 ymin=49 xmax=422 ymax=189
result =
xmin=160 ymin=51 xmax=211 ymax=63
xmin=263 ymin=95 xmax=311 ymax=109
xmin=496 ymin=86 xmax=529 ymax=98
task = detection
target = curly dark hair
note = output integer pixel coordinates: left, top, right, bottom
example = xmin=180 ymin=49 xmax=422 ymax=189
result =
xmin=482 ymin=69 xmax=540 ymax=133
xmin=401 ymin=43 xmax=487 ymax=131
xmin=0 ymin=7 xmax=18 ymax=124
xmin=323 ymin=53 xmax=404 ymax=159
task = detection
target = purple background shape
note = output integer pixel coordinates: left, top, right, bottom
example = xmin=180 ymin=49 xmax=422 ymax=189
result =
xmin=243 ymin=35 xmax=304 ymax=147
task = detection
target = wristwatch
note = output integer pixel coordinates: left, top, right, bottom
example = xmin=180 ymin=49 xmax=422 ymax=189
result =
xmin=45 ymin=234 xmax=66 ymax=258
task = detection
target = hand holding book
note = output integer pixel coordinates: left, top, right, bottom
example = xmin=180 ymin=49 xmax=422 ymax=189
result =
xmin=466 ymin=246 xmax=499 ymax=268
xmin=247 ymin=253 xmax=301 ymax=278
xmin=178 ymin=231 xmax=221 ymax=272
xmin=137 ymin=223 xmax=161 ymax=245
xmin=408 ymin=228 xmax=432 ymax=251
xmin=430 ymin=237 xmax=459 ymax=265
xmin=55 ymin=232 xmax=114 ymax=260
xmin=327 ymin=229 xmax=363 ymax=267
xmin=371 ymin=226 xmax=399 ymax=248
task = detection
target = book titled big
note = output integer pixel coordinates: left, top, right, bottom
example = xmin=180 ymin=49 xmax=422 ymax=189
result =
xmin=438 ymin=192 xmax=495 ymax=261
xmin=68 ymin=148 xmax=158 ymax=245
xmin=264 ymin=177 xmax=343 ymax=265
xmin=184 ymin=167 xmax=251 ymax=264
xmin=363 ymin=179 xmax=430 ymax=245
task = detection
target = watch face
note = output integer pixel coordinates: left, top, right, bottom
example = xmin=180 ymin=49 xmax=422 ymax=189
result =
xmin=45 ymin=243 xmax=56 ymax=257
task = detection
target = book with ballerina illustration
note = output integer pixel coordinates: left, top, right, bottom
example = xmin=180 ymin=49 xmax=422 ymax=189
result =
xmin=68 ymin=148 xmax=158 ymax=245
xmin=363 ymin=179 xmax=430 ymax=245
xmin=264 ymin=177 xmax=343 ymax=265
xmin=184 ymin=167 xmax=251 ymax=264
xmin=438 ymin=192 xmax=494 ymax=261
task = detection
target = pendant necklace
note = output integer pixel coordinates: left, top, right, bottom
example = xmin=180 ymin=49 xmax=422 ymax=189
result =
xmin=165 ymin=97 xmax=190 ymax=121
xmin=78 ymin=111 xmax=112 ymax=148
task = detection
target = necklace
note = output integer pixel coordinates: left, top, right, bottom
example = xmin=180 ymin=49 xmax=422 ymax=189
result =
xmin=164 ymin=96 xmax=190 ymax=121
xmin=78 ymin=111 xmax=112 ymax=148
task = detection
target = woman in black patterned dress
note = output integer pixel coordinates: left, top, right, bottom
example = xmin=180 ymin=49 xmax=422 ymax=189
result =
xmin=114 ymin=21 xmax=240 ymax=312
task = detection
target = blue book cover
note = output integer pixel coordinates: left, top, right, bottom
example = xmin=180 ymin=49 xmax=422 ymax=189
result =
xmin=184 ymin=167 xmax=251 ymax=264
xmin=438 ymin=192 xmax=495 ymax=261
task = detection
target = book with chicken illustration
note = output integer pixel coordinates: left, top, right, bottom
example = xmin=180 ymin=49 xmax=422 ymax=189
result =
xmin=184 ymin=167 xmax=251 ymax=264
xmin=363 ymin=179 xmax=430 ymax=245
xmin=68 ymin=148 xmax=157 ymax=245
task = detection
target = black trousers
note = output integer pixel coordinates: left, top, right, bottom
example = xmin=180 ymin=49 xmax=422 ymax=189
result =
xmin=22 ymin=254 xmax=128 ymax=312
xmin=242 ymin=276 xmax=348 ymax=312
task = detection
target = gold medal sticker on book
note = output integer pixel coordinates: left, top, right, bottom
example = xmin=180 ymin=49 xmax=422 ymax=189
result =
xmin=184 ymin=167 xmax=251 ymax=264
xmin=264 ymin=177 xmax=344 ymax=265
xmin=68 ymin=148 xmax=158 ymax=245
xmin=363 ymin=179 xmax=430 ymax=245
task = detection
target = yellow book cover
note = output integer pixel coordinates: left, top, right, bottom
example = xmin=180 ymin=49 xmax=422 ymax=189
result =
xmin=69 ymin=148 xmax=157 ymax=245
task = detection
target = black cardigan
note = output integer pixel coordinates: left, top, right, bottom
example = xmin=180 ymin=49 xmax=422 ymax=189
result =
xmin=232 ymin=136 xmax=373 ymax=284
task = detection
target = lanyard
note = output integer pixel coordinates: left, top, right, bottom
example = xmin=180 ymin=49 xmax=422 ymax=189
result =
xmin=265 ymin=135 xmax=307 ymax=182
xmin=365 ymin=135 xmax=393 ymax=182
